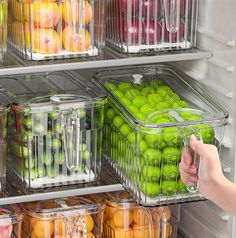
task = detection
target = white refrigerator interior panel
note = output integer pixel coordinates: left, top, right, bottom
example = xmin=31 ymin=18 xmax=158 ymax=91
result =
xmin=175 ymin=0 xmax=236 ymax=237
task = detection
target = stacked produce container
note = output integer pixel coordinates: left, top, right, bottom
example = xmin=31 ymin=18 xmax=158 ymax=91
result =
xmin=0 ymin=71 xmax=107 ymax=190
xmin=106 ymin=0 xmax=198 ymax=53
xmin=0 ymin=0 xmax=7 ymax=62
xmin=8 ymin=0 xmax=105 ymax=60
xmin=95 ymin=64 xmax=228 ymax=205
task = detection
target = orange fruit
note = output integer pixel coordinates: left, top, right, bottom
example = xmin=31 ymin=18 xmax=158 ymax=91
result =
xmin=84 ymin=214 xmax=94 ymax=232
xmin=31 ymin=231 xmax=37 ymax=238
xmin=154 ymin=222 xmax=172 ymax=238
xmin=86 ymin=232 xmax=94 ymax=237
xmin=106 ymin=205 xmax=118 ymax=219
xmin=112 ymin=209 xmax=133 ymax=229
xmin=132 ymin=224 xmax=150 ymax=238
xmin=132 ymin=208 xmax=149 ymax=226
xmin=26 ymin=28 xmax=61 ymax=54
xmin=106 ymin=219 xmax=115 ymax=228
xmin=54 ymin=219 xmax=66 ymax=236
xmin=158 ymin=206 xmax=171 ymax=221
xmin=33 ymin=220 xmax=54 ymax=238
xmin=24 ymin=2 xmax=60 ymax=28
xmin=62 ymin=0 xmax=92 ymax=25
xmin=62 ymin=27 xmax=90 ymax=52
xmin=114 ymin=228 xmax=133 ymax=238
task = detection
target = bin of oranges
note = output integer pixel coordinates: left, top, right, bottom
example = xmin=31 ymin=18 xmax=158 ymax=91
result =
xmin=22 ymin=197 xmax=105 ymax=238
xmin=0 ymin=204 xmax=24 ymax=238
xmin=103 ymin=195 xmax=179 ymax=238
xmin=9 ymin=0 xmax=105 ymax=60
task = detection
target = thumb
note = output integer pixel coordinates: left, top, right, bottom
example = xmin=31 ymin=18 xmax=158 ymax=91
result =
xmin=189 ymin=134 xmax=205 ymax=157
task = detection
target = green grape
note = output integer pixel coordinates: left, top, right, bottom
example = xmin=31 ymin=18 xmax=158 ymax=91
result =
xmin=141 ymin=181 xmax=160 ymax=197
xmin=162 ymin=164 xmax=180 ymax=180
xmin=161 ymin=180 xmax=178 ymax=195
xmin=142 ymin=148 xmax=162 ymax=165
xmin=142 ymin=165 xmax=161 ymax=182
xmin=163 ymin=127 xmax=180 ymax=147
xmin=162 ymin=147 xmax=181 ymax=163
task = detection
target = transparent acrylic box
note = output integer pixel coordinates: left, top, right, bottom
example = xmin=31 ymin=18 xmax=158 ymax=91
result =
xmin=95 ymin=64 xmax=229 ymax=206
xmin=103 ymin=191 xmax=180 ymax=238
xmin=9 ymin=0 xmax=106 ymax=60
xmin=0 ymin=71 xmax=106 ymax=190
xmin=106 ymin=0 xmax=198 ymax=53
xmin=0 ymin=0 xmax=7 ymax=62
xmin=21 ymin=197 xmax=105 ymax=238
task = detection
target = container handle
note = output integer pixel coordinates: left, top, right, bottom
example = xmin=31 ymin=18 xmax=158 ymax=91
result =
xmin=163 ymin=0 xmax=180 ymax=33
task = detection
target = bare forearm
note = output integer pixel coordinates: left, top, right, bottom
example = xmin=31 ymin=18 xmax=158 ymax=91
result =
xmin=207 ymin=177 xmax=236 ymax=216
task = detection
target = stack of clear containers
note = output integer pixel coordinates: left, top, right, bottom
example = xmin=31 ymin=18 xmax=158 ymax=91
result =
xmin=106 ymin=0 xmax=198 ymax=53
xmin=95 ymin=64 xmax=229 ymax=206
xmin=0 ymin=204 xmax=24 ymax=237
xmin=0 ymin=0 xmax=7 ymax=62
xmin=8 ymin=0 xmax=105 ymax=60
xmin=0 ymin=71 xmax=106 ymax=190
xmin=22 ymin=197 xmax=105 ymax=237
xmin=103 ymin=191 xmax=180 ymax=238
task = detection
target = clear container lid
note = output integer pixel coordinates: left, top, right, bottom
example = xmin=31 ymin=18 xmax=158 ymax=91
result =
xmin=0 ymin=72 xmax=107 ymax=112
xmin=95 ymin=64 xmax=229 ymax=129
xmin=26 ymin=197 xmax=105 ymax=219
xmin=0 ymin=204 xmax=24 ymax=225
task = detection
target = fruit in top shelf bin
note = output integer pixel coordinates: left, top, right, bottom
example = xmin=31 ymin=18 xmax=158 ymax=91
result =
xmin=179 ymin=112 xmax=204 ymax=121
xmin=22 ymin=146 xmax=32 ymax=158
xmin=128 ymin=105 xmax=139 ymax=115
xmin=32 ymin=220 xmax=54 ymax=238
xmin=156 ymin=102 xmax=171 ymax=110
xmin=149 ymin=79 xmax=164 ymax=88
xmin=113 ymin=90 xmax=125 ymax=99
xmin=120 ymin=98 xmax=132 ymax=107
xmin=106 ymin=108 xmax=116 ymax=121
xmin=26 ymin=28 xmax=61 ymax=54
xmin=24 ymin=158 xmax=35 ymax=169
xmin=120 ymin=123 xmax=132 ymax=137
xmin=24 ymin=168 xmax=38 ymax=180
xmin=141 ymin=181 xmax=160 ymax=197
xmin=141 ymin=87 xmax=156 ymax=96
xmin=165 ymin=21 xmax=185 ymax=43
xmin=162 ymin=164 xmax=180 ymax=180
xmin=43 ymin=152 xmax=53 ymax=166
xmin=37 ymin=166 xmax=47 ymax=178
xmin=122 ymin=19 xmax=143 ymax=44
xmin=62 ymin=27 xmax=91 ymax=52
xmin=143 ymin=20 xmax=162 ymax=44
xmin=24 ymin=2 xmax=60 ymax=28
xmin=127 ymin=132 xmax=141 ymax=144
xmin=51 ymin=138 xmax=61 ymax=150
xmin=133 ymin=97 xmax=145 ymax=109
xmin=23 ymin=116 xmax=32 ymax=129
xmin=163 ymin=127 xmax=180 ymax=147
xmin=162 ymin=147 xmax=181 ymax=163
xmin=48 ymin=111 xmax=59 ymax=120
xmin=142 ymin=148 xmax=162 ymax=165
xmin=147 ymin=93 xmax=163 ymax=105
xmin=113 ymin=115 xmax=124 ymax=129
xmin=178 ymin=179 xmax=189 ymax=193
xmin=161 ymin=180 xmax=178 ymax=195
xmin=156 ymin=86 xmax=171 ymax=98
xmin=112 ymin=209 xmax=133 ymax=229
xmin=142 ymin=165 xmax=160 ymax=182
xmin=80 ymin=143 xmax=87 ymax=152
xmin=0 ymin=211 xmax=13 ymax=238
xmin=118 ymin=82 xmax=132 ymax=92
xmin=140 ymin=105 xmax=154 ymax=115
xmin=33 ymin=123 xmax=45 ymax=134
xmin=135 ymin=113 xmax=146 ymax=121
xmin=138 ymin=140 xmax=148 ymax=153
xmin=133 ymin=224 xmax=149 ymax=238
xmin=82 ymin=150 xmax=91 ymax=161
xmin=47 ymin=167 xmax=57 ymax=178
xmin=172 ymin=100 xmax=189 ymax=109
xmin=62 ymin=0 xmax=93 ymax=25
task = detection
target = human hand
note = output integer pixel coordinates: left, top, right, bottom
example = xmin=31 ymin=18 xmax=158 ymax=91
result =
xmin=179 ymin=135 xmax=224 ymax=199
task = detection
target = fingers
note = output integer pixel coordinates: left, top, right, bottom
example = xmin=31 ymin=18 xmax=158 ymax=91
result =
xmin=181 ymin=149 xmax=192 ymax=166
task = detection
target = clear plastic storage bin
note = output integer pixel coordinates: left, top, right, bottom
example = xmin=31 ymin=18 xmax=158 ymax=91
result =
xmin=0 ymin=71 xmax=106 ymax=190
xmin=103 ymin=191 xmax=180 ymax=238
xmin=0 ymin=204 xmax=24 ymax=238
xmin=9 ymin=0 xmax=105 ymax=60
xmin=0 ymin=0 xmax=7 ymax=62
xmin=22 ymin=197 xmax=105 ymax=237
xmin=95 ymin=64 xmax=229 ymax=206
xmin=106 ymin=0 xmax=197 ymax=53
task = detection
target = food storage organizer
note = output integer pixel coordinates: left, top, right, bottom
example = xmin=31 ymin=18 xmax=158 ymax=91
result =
xmin=8 ymin=0 xmax=105 ymax=60
xmin=95 ymin=64 xmax=229 ymax=206
xmin=103 ymin=194 xmax=180 ymax=238
xmin=0 ymin=71 xmax=106 ymax=190
xmin=0 ymin=0 xmax=7 ymax=62
xmin=22 ymin=197 xmax=105 ymax=237
xmin=106 ymin=0 xmax=197 ymax=53
xmin=0 ymin=204 xmax=24 ymax=238
xmin=0 ymin=98 xmax=9 ymax=194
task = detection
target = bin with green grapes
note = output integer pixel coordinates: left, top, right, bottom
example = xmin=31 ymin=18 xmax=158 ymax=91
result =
xmin=1 ymin=72 xmax=107 ymax=190
xmin=96 ymin=65 xmax=229 ymax=206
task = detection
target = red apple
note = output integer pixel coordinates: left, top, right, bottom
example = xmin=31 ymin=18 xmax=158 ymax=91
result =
xmin=121 ymin=0 xmax=140 ymax=13
xmin=143 ymin=20 xmax=162 ymax=44
xmin=165 ymin=21 xmax=185 ymax=43
xmin=0 ymin=211 xmax=13 ymax=238
xmin=123 ymin=20 xmax=143 ymax=44
xmin=142 ymin=0 xmax=162 ymax=18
